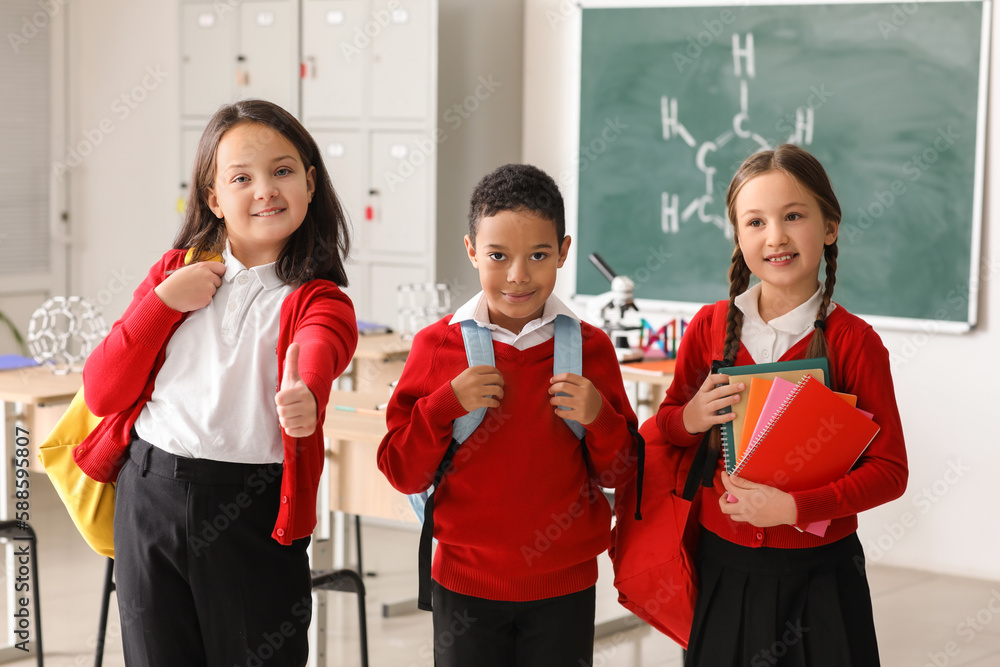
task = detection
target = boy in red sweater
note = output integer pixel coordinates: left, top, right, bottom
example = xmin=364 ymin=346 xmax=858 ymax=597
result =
xmin=377 ymin=164 xmax=639 ymax=666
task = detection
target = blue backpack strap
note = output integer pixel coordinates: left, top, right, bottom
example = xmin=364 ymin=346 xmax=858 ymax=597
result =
xmin=451 ymin=320 xmax=494 ymax=443
xmin=553 ymin=314 xmax=586 ymax=439
xmin=415 ymin=319 xmax=494 ymax=611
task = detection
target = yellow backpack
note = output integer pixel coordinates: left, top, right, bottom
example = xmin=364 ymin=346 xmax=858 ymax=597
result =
xmin=37 ymin=248 xmax=222 ymax=557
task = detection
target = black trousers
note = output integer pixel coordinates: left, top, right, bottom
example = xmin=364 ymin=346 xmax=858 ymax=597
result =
xmin=113 ymin=439 xmax=312 ymax=667
xmin=431 ymin=581 xmax=596 ymax=667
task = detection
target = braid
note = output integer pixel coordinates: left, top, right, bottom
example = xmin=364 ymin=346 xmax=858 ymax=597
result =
xmin=723 ymin=246 xmax=751 ymax=367
xmin=806 ymin=241 xmax=838 ymax=364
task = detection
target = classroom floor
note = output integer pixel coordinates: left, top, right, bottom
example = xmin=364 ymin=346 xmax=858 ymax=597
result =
xmin=7 ymin=479 xmax=1000 ymax=667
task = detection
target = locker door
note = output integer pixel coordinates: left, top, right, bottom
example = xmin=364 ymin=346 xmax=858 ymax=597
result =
xmin=180 ymin=4 xmax=238 ymax=117
xmin=180 ymin=126 xmax=205 ymax=187
xmin=310 ymin=130 xmax=367 ymax=244
xmin=370 ymin=0 xmax=431 ymax=120
xmin=370 ymin=263 xmax=428 ymax=330
xmin=343 ymin=259 xmax=370 ymax=321
xmin=240 ymin=1 xmax=299 ymax=114
xmin=369 ymin=132 xmax=431 ymax=254
xmin=301 ymin=0 xmax=366 ymax=122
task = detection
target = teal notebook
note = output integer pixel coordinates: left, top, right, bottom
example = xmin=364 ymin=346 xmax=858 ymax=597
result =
xmin=717 ymin=358 xmax=830 ymax=473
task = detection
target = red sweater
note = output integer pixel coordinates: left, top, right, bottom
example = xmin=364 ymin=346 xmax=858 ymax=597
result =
xmin=77 ymin=248 xmax=358 ymax=544
xmin=656 ymin=301 xmax=908 ymax=549
xmin=377 ymin=317 xmax=638 ymax=601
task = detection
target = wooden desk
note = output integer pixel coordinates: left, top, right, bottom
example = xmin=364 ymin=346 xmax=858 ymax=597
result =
xmin=619 ymin=359 xmax=675 ymax=418
xmin=343 ymin=334 xmax=412 ymax=393
xmin=0 ymin=366 xmax=81 ymax=661
xmin=324 ymin=389 xmax=414 ymax=524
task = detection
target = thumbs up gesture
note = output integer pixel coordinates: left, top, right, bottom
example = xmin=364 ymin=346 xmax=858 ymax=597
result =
xmin=275 ymin=342 xmax=317 ymax=438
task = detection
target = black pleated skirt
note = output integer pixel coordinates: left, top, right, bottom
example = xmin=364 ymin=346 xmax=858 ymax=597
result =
xmin=684 ymin=530 xmax=880 ymax=667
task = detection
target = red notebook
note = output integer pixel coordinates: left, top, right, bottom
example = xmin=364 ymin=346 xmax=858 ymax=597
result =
xmin=733 ymin=375 xmax=880 ymax=491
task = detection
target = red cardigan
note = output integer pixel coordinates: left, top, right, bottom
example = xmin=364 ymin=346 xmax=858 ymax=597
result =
xmin=656 ymin=301 xmax=908 ymax=549
xmin=78 ymin=249 xmax=358 ymax=545
xmin=377 ymin=317 xmax=638 ymax=601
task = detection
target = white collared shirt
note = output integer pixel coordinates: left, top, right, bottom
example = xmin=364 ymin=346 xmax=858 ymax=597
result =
xmin=134 ymin=243 xmax=294 ymax=463
xmin=734 ymin=282 xmax=836 ymax=363
xmin=449 ymin=291 xmax=580 ymax=350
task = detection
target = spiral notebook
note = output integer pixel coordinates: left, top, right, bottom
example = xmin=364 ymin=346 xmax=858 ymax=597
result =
xmin=718 ymin=358 xmax=830 ymax=473
xmin=733 ymin=374 xmax=880 ymax=491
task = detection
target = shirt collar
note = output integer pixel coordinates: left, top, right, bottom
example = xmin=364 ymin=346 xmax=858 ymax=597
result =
xmin=449 ymin=291 xmax=579 ymax=333
xmin=222 ymin=241 xmax=285 ymax=290
xmin=735 ymin=282 xmax=828 ymax=335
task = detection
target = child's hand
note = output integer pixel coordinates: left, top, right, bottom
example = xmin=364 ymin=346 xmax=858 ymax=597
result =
xmin=154 ymin=261 xmax=226 ymax=312
xmin=548 ymin=373 xmax=602 ymax=426
xmin=682 ymin=373 xmax=744 ymax=435
xmin=275 ymin=343 xmax=318 ymax=437
xmin=719 ymin=472 xmax=797 ymax=528
xmin=450 ymin=366 xmax=504 ymax=412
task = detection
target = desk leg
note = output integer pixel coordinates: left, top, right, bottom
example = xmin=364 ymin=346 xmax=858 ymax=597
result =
xmin=309 ymin=457 xmax=332 ymax=667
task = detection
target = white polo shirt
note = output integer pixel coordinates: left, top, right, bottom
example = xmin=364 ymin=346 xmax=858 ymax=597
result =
xmin=734 ymin=282 xmax=836 ymax=363
xmin=134 ymin=245 xmax=294 ymax=463
xmin=449 ymin=291 xmax=580 ymax=350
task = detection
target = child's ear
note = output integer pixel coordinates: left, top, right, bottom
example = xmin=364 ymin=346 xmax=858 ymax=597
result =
xmin=205 ymin=188 xmax=223 ymax=219
xmin=825 ymin=219 xmax=839 ymax=245
xmin=464 ymin=234 xmax=478 ymax=268
xmin=556 ymin=235 xmax=571 ymax=268
xmin=306 ymin=165 xmax=317 ymax=203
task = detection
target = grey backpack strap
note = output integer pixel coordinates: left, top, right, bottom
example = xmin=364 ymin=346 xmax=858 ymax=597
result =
xmin=553 ymin=314 xmax=586 ymax=439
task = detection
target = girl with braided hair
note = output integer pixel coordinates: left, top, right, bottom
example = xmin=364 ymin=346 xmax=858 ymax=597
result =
xmin=655 ymin=144 xmax=908 ymax=666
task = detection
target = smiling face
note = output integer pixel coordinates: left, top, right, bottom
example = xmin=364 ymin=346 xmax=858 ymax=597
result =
xmin=465 ymin=208 xmax=571 ymax=334
xmin=734 ymin=169 xmax=838 ymax=316
xmin=206 ymin=122 xmax=316 ymax=268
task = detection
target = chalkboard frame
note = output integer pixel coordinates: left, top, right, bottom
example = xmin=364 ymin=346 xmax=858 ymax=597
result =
xmin=569 ymin=0 xmax=991 ymax=333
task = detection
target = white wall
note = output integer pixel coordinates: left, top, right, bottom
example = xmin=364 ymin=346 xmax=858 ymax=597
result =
xmin=523 ymin=0 xmax=999 ymax=582
xmin=65 ymin=1 xmax=180 ymax=320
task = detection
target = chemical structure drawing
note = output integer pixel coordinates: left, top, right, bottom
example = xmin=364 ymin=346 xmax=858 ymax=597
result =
xmin=660 ymin=33 xmax=816 ymax=238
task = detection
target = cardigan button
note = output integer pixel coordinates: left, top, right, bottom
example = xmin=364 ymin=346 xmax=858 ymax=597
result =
xmin=281 ymin=495 xmax=288 ymax=504
xmin=755 ymin=532 xmax=763 ymax=540
xmin=276 ymin=528 xmax=285 ymax=537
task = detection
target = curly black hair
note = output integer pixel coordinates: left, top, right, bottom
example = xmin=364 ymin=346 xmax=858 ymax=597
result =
xmin=466 ymin=163 xmax=565 ymax=248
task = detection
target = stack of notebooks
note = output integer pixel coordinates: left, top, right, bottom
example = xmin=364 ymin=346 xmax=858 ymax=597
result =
xmin=719 ymin=359 xmax=880 ymax=537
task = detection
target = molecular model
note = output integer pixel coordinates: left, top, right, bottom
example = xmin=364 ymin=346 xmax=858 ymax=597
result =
xmin=27 ymin=296 xmax=108 ymax=373
xmin=660 ymin=33 xmax=816 ymax=238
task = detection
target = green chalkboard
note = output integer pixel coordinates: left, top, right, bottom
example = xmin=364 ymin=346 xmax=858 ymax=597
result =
xmin=577 ymin=2 xmax=988 ymax=330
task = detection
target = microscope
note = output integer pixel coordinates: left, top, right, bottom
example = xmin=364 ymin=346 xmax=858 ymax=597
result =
xmin=588 ymin=253 xmax=644 ymax=362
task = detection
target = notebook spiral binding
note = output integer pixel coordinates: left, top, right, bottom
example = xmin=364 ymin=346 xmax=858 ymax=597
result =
xmin=733 ymin=374 xmax=815 ymax=475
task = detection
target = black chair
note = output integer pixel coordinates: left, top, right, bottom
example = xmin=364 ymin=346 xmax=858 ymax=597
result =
xmin=95 ymin=558 xmax=114 ymax=667
xmin=310 ymin=568 xmax=369 ymax=667
xmin=94 ymin=559 xmax=369 ymax=667
xmin=0 ymin=521 xmax=43 ymax=667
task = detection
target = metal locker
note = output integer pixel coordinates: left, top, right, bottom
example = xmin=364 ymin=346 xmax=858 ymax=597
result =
xmin=180 ymin=4 xmax=239 ymax=117
xmin=311 ymin=130 xmax=367 ymax=239
xmin=370 ymin=0 xmax=431 ymax=120
xmin=369 ymin=132 xmax=431 ymax=255
xmin=239 ymin=1 xmax=299 ymax=114
xmin=301 ymin=0 xmax=366 ymax=122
